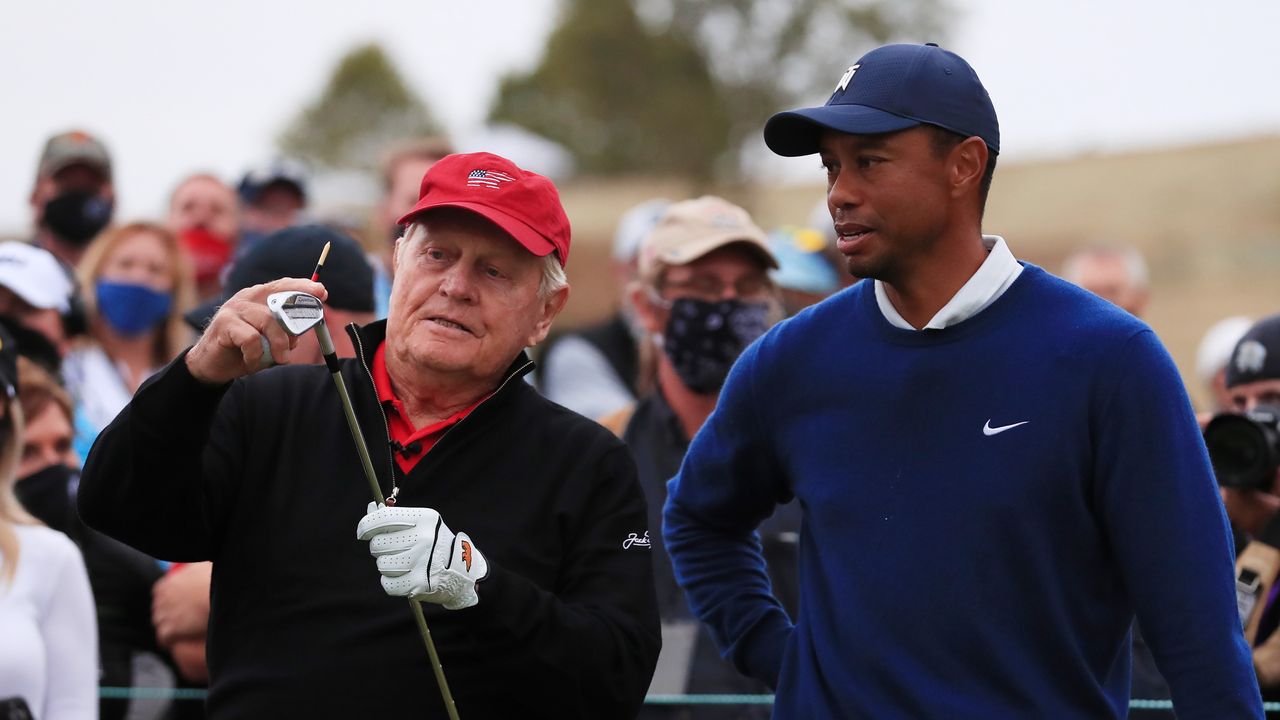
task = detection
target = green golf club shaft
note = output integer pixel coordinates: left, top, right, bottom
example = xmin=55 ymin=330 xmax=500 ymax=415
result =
xmin=315 ymin=323 xmax=462 ymax=720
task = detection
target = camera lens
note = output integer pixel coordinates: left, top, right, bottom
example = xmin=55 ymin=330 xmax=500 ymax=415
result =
xmin=1205 ymin=408 xmax=1280 ymax=490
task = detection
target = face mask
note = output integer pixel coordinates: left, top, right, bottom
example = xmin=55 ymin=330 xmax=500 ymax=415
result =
xmin=179 ymin=227 xmax=235 ymax=286
xmin=96 ymin=280 xmax=172 ymax=337
xmin=659 ymin=298 xmax=770 ymax=395
xmin=42 ymin=189 xmax=114 ymax=246
xmin=15 ymin=463 xmax=77 ymax=534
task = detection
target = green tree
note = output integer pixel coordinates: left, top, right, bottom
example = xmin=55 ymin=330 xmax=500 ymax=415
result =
xmin=655 ymin=0 xmax=949 ymax=146
xmin=490 ymin=0 xmax=732 ymax=181
xmin=492 ymin=0 xmax=946 ymax=180
xmin=279 ymin=43 xmax=441 ymax=172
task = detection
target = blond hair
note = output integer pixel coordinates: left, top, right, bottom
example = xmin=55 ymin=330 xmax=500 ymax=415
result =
xmin=76 ymin=221 xmax=197 ymax=365
xmin=17 ymin=356 xmax=73 ymax=429
xmin=0 ymin=396 xmax=36 ymax=585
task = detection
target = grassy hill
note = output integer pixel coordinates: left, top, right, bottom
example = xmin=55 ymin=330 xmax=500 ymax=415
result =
xmin=555 ymin=134 xmax=1280 ymax=408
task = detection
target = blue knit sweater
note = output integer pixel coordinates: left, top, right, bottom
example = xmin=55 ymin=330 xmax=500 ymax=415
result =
xmin=664 ymin=264 xmax=1261 ymax=719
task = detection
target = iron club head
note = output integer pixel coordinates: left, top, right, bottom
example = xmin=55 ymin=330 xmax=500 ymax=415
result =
xmin=266 ymin=291 xmax=325 ymax=336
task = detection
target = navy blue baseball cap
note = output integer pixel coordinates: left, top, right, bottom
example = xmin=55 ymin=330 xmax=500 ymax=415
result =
xmin=1226 ymin=313 xmax=1280 ymax=389
xmin=764 ymin=43 xmax=999 ymax=157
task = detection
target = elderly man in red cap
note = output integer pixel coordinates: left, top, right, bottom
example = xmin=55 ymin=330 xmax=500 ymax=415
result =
xmin=78 ymin=152 xmax=660 ymax=719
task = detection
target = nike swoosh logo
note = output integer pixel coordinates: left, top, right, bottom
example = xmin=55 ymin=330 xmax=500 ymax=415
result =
xmin=983 ymin=419 xmax=1029 ymax=436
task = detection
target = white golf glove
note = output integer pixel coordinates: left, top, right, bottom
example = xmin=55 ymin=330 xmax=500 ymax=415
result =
xmin=356 ymin=502 xmax=490 ymax=610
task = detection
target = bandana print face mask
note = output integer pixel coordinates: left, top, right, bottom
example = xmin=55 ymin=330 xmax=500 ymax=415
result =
xmin=659 ymin=298 xmax=770 ymax=395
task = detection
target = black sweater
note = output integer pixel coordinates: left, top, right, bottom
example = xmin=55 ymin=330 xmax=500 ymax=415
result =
xmin=78 ymin=321 xmax=661 ymax=719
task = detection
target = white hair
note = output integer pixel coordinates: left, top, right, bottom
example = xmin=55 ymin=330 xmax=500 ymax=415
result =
xmin=400 ymin=221 xmax=568 ymax=300
xmin=1061 ymin=244 xmax=1149 ymax=290
xmin=538 ymin=253 xmax=568 ymax=299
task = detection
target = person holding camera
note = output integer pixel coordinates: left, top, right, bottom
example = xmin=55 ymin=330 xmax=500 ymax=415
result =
xmin=1214 ymin=313 xmax=1280 ymax=540
xmin=1207 ymin=313 xmax=1280 ymax=696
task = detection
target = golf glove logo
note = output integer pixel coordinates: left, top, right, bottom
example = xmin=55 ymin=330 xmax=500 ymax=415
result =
xmin=356 ymin=502 xmax=489 ymax=610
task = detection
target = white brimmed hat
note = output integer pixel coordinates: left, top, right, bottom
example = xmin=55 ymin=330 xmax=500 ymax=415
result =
xmin=0 ymin=242 xmax=74 ymax=313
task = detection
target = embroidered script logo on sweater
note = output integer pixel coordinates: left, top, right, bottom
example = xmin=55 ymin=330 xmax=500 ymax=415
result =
xmin=623 ymin=531 xmax=651 ymax=550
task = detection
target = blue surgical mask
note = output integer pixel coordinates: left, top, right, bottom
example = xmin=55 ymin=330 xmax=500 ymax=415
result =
xmin=96 ymin=280 xmax=172 ymax=337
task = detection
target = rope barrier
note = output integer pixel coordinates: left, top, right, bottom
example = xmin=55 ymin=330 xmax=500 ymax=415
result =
xmin=96 ymin=689 xmax=1280 ymax=711
xmin=99 ymin=687 xmax=210 ymax=700
xmin=644 ymin=694 xmax=775 ymax=705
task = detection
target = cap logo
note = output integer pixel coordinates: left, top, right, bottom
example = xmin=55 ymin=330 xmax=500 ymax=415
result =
xmin=836 ymin=64 xmax=860 ymax=93
xmin=1235 ymin=340 xmax=1267 ymax=375
xmin=466 ymin=169 xmax=516 ymax=190
xmin=709 ymin=213 xmax=740 ymax=229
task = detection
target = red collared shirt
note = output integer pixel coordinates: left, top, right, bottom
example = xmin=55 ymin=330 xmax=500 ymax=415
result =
xmin=372 ymin=343 xmax=483 ymax=474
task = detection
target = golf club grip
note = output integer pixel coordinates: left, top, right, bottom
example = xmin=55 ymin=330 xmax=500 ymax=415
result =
xmin=314 ymin=322 xmax=338 ymax=360
xmin=412 ymin=600 xmax=461 ymax=719
xmin=327 ymin=370 xmax=383 ymax=503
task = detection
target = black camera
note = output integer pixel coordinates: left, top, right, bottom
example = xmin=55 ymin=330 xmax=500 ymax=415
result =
xmin=1205 ymin=404 xmax=1280 ymax=490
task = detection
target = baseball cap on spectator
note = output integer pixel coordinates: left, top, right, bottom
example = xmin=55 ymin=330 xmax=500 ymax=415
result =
xmin=638 ymin=196 xmax=777 ymax=284
xmin=767 ymin=227 xmax=839 ymax=295
xmin=612 ymin=199 xmax=671 ymax=264
xmin=397 ymin=152 xmax=572 ymax=267
xmin=184 ymin=225 xmax=373 ymax=331
xmin=1226 ymin=313 xmax=1280 ymax=389
xmin=237 ymin=158 xmax=309 ymax=206
xmin=0 ymin=322 xmax=18 ymax=399
xmin=1197 ymin=316 xmax=1254 ymax=387
xmin=763 ymin=43 xmax=1000 ymax=157
xmin=37 ymin=130 xmax=113 ymax=181
xmin=0 ymin=242 xmax=75 ymax=313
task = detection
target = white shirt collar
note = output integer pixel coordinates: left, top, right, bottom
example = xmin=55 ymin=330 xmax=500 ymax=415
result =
xmin=875 ymin=235 xmax=1022 ymax=331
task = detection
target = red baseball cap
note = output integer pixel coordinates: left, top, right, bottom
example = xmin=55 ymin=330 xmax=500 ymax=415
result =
xmin=397 ymin=152 xmax=572 ymax=267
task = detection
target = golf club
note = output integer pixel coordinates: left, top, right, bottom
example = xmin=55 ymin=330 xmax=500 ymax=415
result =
xmin=264 ymin=289 xmax=462 ymax=720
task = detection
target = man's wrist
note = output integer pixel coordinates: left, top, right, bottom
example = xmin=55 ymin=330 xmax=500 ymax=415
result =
xmin=184 ymin=344 xmax=231 ymax=387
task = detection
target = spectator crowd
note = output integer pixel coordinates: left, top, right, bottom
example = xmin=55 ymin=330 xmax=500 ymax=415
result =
xmin=1 ymin=40 xmax=1278 ymax=718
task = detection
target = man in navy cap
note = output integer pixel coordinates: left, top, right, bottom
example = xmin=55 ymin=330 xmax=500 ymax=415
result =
xmin=234 ymin=158 xmax=310 ymax=257
xmin=664 ymin=43 xmax=1261 ymax=718
xmin=1217 ymin=313 xmax=1280 ymax=696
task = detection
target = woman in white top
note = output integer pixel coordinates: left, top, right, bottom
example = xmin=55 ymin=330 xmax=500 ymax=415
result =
xmin=63 ymin=221 xmax=195 ymax=455
xmin=0 ymin=344 xmax=98 ymax=719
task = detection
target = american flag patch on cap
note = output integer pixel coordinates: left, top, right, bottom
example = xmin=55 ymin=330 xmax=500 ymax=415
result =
xmin=466 ymin=169 xmax=516 ymax=189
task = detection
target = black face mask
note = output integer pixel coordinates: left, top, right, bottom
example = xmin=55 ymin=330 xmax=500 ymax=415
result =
xmin=14 ymin=463 xmax=78 ymax=535
xmin=660 ymin=298 xmax=770 ymax=395
xmin=42 ymin=189 xmax=113 ymax=246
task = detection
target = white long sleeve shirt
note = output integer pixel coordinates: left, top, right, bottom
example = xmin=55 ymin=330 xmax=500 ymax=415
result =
xmin=0 ymin=523 xmax=98 ymax=719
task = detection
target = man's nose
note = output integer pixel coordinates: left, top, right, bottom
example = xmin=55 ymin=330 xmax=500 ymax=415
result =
xmin=439 ymin=265 xmax=477 ymax=302
xmin=828 ymin=170 xmax=864 ymax=212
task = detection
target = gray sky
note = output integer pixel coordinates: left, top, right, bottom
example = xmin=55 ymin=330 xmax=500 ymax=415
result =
xmin=2 ymin=0 xmax=1278 ymax=232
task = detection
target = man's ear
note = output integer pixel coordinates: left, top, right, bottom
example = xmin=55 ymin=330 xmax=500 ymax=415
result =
xmin=949 ymin=136 xmax=988 ymax=200
xmin=629 ymin=282 xmax=664 ymax=336
xmin=29 ymin=179 xmax=47 ymax=218
xmin=391 ymin=235 xmax=405 ymax=276
xmin=527 ymin=285 xmax=571 ymax=347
